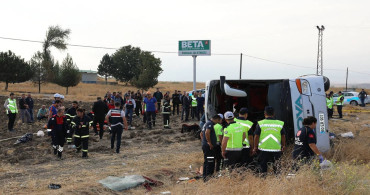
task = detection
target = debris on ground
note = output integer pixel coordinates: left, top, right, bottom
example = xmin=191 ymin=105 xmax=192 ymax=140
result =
xmin=362 ymin=124 xmax=370 ymax=128
xmin=14 ymin=133 xmax=33 ymax=145
xmin=48 ymin=183 xmax=61 ymax=189
xmin=181 ymin=123 xmax=201 ymax=139
xmin=329 ymin=132 xmax=336 ymax=139
xmin=161 ymin=191 xmax=171 ymax=195
xmin=340 ymin=132 xmax=354 ymax=138
xmin=99 ymin=175 xmax=163 ymax=192
xmin=320 ymin=160 xmax=333 ymax=170
xmin=36 ymin=130 xmax=45 ymax=137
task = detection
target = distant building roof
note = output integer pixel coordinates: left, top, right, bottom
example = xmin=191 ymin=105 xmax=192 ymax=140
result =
xmin=79 ymin=70 xmax=98 ymax=74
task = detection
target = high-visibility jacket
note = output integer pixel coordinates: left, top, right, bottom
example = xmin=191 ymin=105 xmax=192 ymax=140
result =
xmin=223 ymin=122 xmax=244 ymax=151
xmin=234 ymin=118 xmax=253 ymax=148
xmin=214 ymin=124 xmax=223 ymax=143
xmin=6 ymin=98 xmax=18 ymax=114
xmin=258 ymin=119 xmax=284 ymax=152
xmin=326 ymin=97 xmax=334 ymax=109
xmin=191 ymin=96 xmax=197 ymax=107
xmin=336 ymin=95 xmax=344 ymax=106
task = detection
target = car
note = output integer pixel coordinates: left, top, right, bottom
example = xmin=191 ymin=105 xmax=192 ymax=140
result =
xmin=188 ymin=88 xmax=205 ymax=96
xmin=332 ymin=91 xmax=369 ymax=106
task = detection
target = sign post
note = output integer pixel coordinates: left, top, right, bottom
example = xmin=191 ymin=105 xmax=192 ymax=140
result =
xmin=179 ymin=40 xmax=211 ymax=92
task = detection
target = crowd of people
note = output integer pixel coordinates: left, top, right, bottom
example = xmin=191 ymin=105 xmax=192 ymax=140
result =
xmin=3 ymin=88 xmax=205 ymax=159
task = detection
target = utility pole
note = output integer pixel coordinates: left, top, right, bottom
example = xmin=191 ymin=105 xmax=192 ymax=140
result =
xmin=239 ymin=53 xmax=243 ymax=79
xmin=316 ymin=25 xmax=325 ymax=76
xmin=346 ymin=67 xmax=348 ymax=91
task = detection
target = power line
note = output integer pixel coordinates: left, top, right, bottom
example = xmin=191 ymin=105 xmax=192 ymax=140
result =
xmin=1 ymin=36 xmax=370 ymax=75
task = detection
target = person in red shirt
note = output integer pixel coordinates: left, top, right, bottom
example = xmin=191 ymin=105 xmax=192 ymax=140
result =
xmin=47 ymin=109 xmax=67 ymax=159
xmin=108 ymin=99 xmax=115 ymax=110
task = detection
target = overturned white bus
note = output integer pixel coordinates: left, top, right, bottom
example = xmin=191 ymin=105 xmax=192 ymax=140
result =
xmin=204 ymin=75 xmax=331 ymax=152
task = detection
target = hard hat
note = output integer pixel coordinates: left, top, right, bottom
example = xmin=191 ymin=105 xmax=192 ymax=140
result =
xmin=54 ymin=93 xmax=61 ymax=98
xmin=60 ymin=95 xmax=65 ymax=99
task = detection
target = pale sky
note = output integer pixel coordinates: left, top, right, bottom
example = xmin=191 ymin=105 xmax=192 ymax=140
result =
xmin=1 ymin=0 xmax=369 ymax=85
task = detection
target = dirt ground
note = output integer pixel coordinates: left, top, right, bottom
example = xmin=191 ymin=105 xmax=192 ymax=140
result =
xmin=0 ymin=96 xmax=369 ymax=194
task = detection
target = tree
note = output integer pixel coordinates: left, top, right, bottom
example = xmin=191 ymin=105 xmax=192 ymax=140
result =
xmin=98 ymin=53 xmax=113 ymax=84
xmin=130 ymin=51 xmax=162 ymax=90
xmin=30 ymin=51 xmax=48 ymax=93
xmin=55 ymin=54 xmax=81 ymax=94
xmin=111 ymin=45 xmax=142 ymax=83
xmin=0 ymin=50 xmax=34 ymax=91
xmin=42 ymin=25 xmax=71 ymax=82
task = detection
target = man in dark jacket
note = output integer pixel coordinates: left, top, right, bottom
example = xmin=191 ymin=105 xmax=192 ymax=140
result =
xmin=25 ymin=93 xmax=34 ymax=123
xmin=172 ymin=90 xmax=181 ymax=116
xmin=19 ymin=94 xmax=31 ymax=124
xmin=92 ymin=97 xmax=108 ymax=139
xmin=181 ymin=92 xmax=191 ymax=121
xmin=359 ymin=89 xmax=368 ymax=107
xmin=153 ymin=88 xmax=163 ymax=112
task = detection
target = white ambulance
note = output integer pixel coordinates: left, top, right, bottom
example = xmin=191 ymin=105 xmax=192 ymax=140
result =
xmin=204 ymin=75 xmax=331 ymax=152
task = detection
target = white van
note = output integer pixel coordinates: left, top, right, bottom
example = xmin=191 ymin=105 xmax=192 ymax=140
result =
xmin=204 ymin=75 xmax=331 ymax=152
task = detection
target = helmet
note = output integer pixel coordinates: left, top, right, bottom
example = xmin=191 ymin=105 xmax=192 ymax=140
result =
xmin=54 ymin=93 xmax=61 ymax=98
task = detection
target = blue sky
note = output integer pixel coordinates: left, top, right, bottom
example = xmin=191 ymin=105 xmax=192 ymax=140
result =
xmin=1 ymin=0 xmax=369 ymax=84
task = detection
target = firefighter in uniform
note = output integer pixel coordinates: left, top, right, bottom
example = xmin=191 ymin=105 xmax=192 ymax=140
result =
xmin=162 ymin=96 xmax=171 ymax=129
xmin=253 ymin=106 xmax=286 ymax=175
xmin=221 ymin=111 xmax=246 ymax=169
xmin=65 ymin=101 xmax=79 ymax=146
xmin=47 ymin=109 xmax=68 ymax=159
xmin=105 ymin=102 xmax=128 ymax=153
xmin=72 ymin=108 xmax=92 ymax=158
xmin=234 ymin=108 xmax=254 ymax=167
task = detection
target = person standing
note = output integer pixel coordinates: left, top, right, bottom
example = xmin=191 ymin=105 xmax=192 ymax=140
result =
xmin=124 ymin=95 xmax=136 ymax=129
xmin=134 ymin=90 xmax=142 ymax=117
xmin=221 ymin=112 xmax=245 ymax=170
xmin=196 ymin=93 xmax=205 ymax=120
xmin=326 ymin=93 xmax=334 ymax=118
xmin=65 ymin=101 xmax=79 ymax=146
xmin=4 ymin=93 xmax=18 ymax=132
xmin=172 ymin=90 xmax=180 ymax=116
xmin=201 ymin=114 xmax=222 ymax=182
xmin=253 ymin=106 xmax=286 ymax=175
xmin=359 ymin=89 xmax=368 ymax=107
xmin=92 ymin=97 xmax=109 ymax=139
xmin=47 ymin=109 xmax=68 ymax=159
xmin=48 ymin=100 xmax=60 ymax=120
xmin=153 ymin=88 xmax=163 ymax=112
xmin=181 ymin=92 xmax=191 ymax=121
xmin=19 ymin=94 xmax=31 ymax=124
xmin=106 ymin=102 xmax=128 ymax=154
xmin=214 ymin=114 xmax=224 ymax=172
xmin=25 ymin=93 xmax=34 ymax=123
xmin=234 ymin=108 xmax=254 ymax=167
xmin=143 ymin=92 xmax=157 ymax=129
xmin=191 ymin=92 xmax=198 ymax=120
xmin=72 ymin=108 xmax=92 ymax=158
xmin=162 ymin=96 xmax=171 ymax=129
xmin=336 ymin=91 xmax=344 ymax=118
xmin=293 ymin=116 xmax=325 ymax=170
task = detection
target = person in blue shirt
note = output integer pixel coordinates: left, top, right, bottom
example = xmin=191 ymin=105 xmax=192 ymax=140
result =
xmin=143 ymin=91 xmax=157 ymax=129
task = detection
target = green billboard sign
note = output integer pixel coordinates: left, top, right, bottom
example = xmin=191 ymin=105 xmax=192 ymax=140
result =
xmin=178 ymin=40 xmax=211 ymax=56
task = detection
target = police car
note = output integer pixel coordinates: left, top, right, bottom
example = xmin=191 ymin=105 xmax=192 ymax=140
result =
xmin=333 ymin=91 xmax=369 ymax=106
xmin=204 ymin=75 xmax=331 ymax=152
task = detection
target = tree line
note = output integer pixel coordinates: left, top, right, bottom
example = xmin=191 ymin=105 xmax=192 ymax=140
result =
xmin=0 ymin=25 xmax=162 ymax=94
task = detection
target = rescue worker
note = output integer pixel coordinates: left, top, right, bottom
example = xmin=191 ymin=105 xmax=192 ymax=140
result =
xmin=326 ymin=92 xmax=334 ymax=118
xmin=234 ymin=108 xmax=254 ymax=167
xmin=214 ymin=113 xmax=224 ymax=172
xmin=191 ymin=92 xmax=198 ymax=120
xmin=293 ymin=116 xmax=325 ymax=170
xmin=47 ymin=109 xmax=68 ymax=159
xmin=92 ymin=97 xmax=108 ymax=139
xmin=162 ymin=96 xmax=171 ymax=129
xmin=336 ymin=91 xmax=344 ymax=118
xmin=72 ymin=108 xmax=93 ymax=158
xmin=143 ymin=92 xmax=157 ymax=129
xmin=201 ymin=114 xmax=222 ymax=182
xmin=105 ymin=102 xmax=128 ymax=153
xmin=4 ymin=92 xmax=18 ymax=132
xmin=253 ymin=106 xmax=286 ymax=175
xmin=65 ymin=101 xmax=79 ymax=146
xmin=221 ymin=111 xmax=246 ymax=169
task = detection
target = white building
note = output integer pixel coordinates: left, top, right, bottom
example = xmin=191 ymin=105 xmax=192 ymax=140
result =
xmin=79 ymin=70 xmax=98 ymax=83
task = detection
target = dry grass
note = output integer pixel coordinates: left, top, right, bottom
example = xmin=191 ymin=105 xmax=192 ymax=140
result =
xmin=0 ymin=81 xmax=205 ymax=102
